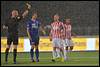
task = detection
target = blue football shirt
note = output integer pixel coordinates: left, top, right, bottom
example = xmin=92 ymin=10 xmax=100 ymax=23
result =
xmin=27 ymin=19 xmax=40 ymax=37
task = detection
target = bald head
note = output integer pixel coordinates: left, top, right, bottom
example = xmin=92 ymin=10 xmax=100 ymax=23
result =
xmin=11 ymin=10 xmax=19 ymax=17
xmin=54 ymin=14 xmax=60 ymax=22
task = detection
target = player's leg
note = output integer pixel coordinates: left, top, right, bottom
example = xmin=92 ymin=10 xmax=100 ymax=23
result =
xmin=13 ymin=35 xmax=18 ymax=64
xmin=69 ymin=40 xmax=74 ymax=51
xmin=61 ymin=39 xmax=67 ymax=61
xmin=56 ymin=47 xmax=61 ymax=58
xmin=68 ymin=40 xmax=74 ymax=59
xmin=5 ymin=36 xmax=12 ymax=63
xmin=63 ymin=46 xmax=67 ymax=61
xmin=67 ymin=39 xmax=73 ymax=60
xmin=52 ymin=47 xmax=56 ymax=60
xmin=34 ymin=38 xmax=39 ymax=62
xmin=54 ymin=38 xmax=63 ymax=61
xmin=70 ymin=46 xmax=73 ymax=51
xmin=13 ymin=45 xmax=17 ymax=64
xmin=59 ymin=46 xmax=65 ymax=62
xmin=5 ymin=45 xmax=11 ymax=63
xmin=55 ymin=38 xmax=61 ymax=58
xmin=65 ymin=39 xmax=69 ymax=51
xmin=52 ymin=38 xmax=57 ymax=61
xmin=66 ymin=46 xmax=68 ymax=51
xmin=30 ymin=41 xmax=35 ymax=62
xmin=59 ymin=46 xmax=64 ymax=58
xmin=35 ymin=45 xmax=39 ymax=62
xmin=59 ymin=39 xmax=64 ymax=58
xmin=59 ymin=39 xmax=68 ymax=62
xmin=65 ymin=39 xmax=69 ymax=60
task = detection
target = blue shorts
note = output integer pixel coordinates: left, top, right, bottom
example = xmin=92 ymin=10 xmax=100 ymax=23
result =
xmin=30 ymin=36 xmax=39 ymax=45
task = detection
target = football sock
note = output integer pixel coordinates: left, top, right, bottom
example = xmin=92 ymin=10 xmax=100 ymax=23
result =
xmin=13 ymin=49 xmax=17 ymax=62
xmin=64 ymin=49 xmax=67 ymax=60
xmin=59 ymin=48 xmax=63 ymax=58
xmin=30 ymin=49 xmax=34 ymax=60
xmin=35 ymin=49 xmax=39 ymax=60
xmin=52 ymin=49 xmax=56 ymax=59
xmin=61 ymin=49 xmax=64 ymax=58
xmin=5 ymin=48 xmax=9 ymax=62
xmin=56 ymin=48 xmax=60 ymax=57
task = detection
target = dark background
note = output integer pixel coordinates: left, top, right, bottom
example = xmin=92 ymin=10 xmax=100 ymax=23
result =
xmin=1 ymin=1 xmax=99 ymax=37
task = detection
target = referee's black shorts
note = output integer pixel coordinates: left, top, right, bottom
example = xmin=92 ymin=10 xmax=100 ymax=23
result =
xmin=7 ymin=33 xmax=18 ymax=45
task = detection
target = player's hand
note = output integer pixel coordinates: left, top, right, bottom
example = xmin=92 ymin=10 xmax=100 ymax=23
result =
xmin=68 ymin=37 xmax=71 ymax=40
xmin=49 ymin=34 xmax=52 ymax=41
xmin=49 ymin=38 xmax=52 ymax=41
xmin=26 ymin=3 xmax=31 ymax=9
xmin=49 ymin=35 xmax=52 ymax=41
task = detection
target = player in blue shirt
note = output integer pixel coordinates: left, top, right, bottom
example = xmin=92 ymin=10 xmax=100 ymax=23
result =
xmin=27 ymin=12 xmax=42 ymax=62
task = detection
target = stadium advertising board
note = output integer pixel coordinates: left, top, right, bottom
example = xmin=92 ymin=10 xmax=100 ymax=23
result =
xmin=1 ymin=37 xmax=99 ymax=52
xmin=1 ymin=37 xmax=24 ymax=52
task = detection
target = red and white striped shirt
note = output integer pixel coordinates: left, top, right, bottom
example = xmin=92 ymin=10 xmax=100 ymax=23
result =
xmin=50 ymin=21 xmax=64 ymax=38
xmin=64 ymin=23 xmax=72 ymax=39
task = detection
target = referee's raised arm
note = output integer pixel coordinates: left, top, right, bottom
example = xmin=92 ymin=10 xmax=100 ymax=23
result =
xmin=22 ymin=3 xmax=31 ymax=18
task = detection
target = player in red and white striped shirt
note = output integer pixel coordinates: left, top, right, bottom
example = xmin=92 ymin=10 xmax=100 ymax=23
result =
xmin=50 ymin=22 xmax=63 ymax=38
xmin=64 ymin=18 xmax=74 ymax=51
xmin=59 ymin=24 xmax=67 ymax=62
xmin=63 ymin=18 xmax=76 ymax=61
xmin=49 ymin=14 xmax=64 ymax=61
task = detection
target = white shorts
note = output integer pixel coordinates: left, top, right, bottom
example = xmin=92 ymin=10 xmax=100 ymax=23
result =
xmin=65 ymin=39 xmax=74 ymax=47
xmin=59 ymin=39 xmax=65 ymax=48
xmin=52 ymin=38 xmax=61 ymax=48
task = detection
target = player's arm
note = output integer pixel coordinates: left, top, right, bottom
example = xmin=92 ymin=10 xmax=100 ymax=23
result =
xmin=38 ymin=21 xmax=46 ymax=36
xmin=69 ymin=24 xmax=76 ymax=37
xmin=27 ymin=28 xmax=32 ymax=40
xmin=61 ymin=23 xmax=66 ymax=39
xmin=49 ymin=32 xmax=52 ymax=41
xmin=49 ymin=26 xmax=52 ymax=41
xmin=39 ymin=26 xmax=46 ymax=36
xmin=67 ymin=25 xmax=71 ymax=31
xmin=27 ymin=22 xmax=32 ymax=40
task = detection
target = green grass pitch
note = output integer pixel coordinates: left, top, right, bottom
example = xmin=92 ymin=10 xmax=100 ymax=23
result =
xmin=1 ymin=51 xmax=99 ymax=66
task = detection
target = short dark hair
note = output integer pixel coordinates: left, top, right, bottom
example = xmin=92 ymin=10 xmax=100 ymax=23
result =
xmin=32 ymin=11 xmax=37 ymax=15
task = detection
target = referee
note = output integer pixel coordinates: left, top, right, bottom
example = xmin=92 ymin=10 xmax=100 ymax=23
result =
xmin=3 ymin=3 xmax=31 ymax=64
